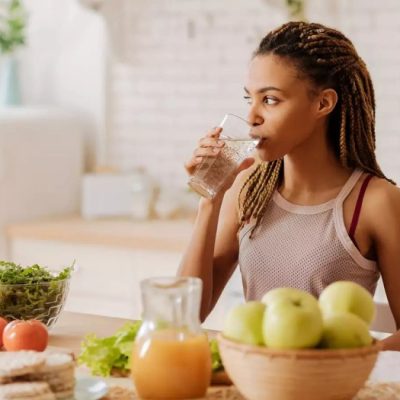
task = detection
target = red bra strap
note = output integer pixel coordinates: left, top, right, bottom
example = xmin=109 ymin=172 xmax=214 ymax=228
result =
xmin=349 ymin=174 xmax=373 ymax=242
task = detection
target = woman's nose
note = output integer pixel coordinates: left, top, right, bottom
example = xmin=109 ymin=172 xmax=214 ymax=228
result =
xmin=247 ymin=108 xmax=264 ymax=127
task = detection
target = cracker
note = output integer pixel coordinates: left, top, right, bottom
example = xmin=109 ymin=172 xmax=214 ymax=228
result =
xmin=0 ymin=352 xmax=45 ymax=380
xmin=0 ymin=382 xmax=56 ymax=400
xmin=53 ymin=388 xmax=74 ymax=400
xmin=28 ymin=367 xmax=74 ymax=383
xmin=40 ymin=353 xmax=74 ymax=373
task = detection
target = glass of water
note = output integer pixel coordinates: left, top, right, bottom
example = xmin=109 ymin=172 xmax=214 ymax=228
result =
xmin=188 ymin=114 xmax=258 ymax=199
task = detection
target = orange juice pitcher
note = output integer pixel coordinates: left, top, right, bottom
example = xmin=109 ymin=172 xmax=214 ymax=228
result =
xmin=131 ymin=277 xmax=211 ymax=399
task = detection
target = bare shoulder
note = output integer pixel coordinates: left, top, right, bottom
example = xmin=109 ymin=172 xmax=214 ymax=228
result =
xmin=365 ymin=176 xmax=400 ymax=208
xmin=364 ymin=176 xmax=400 ymax=237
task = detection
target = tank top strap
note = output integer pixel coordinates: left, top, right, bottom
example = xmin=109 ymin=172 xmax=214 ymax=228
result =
xmin=335 ymin=169 xmax=364 ymax=205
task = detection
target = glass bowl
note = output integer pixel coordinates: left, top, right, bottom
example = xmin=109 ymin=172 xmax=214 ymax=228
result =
xmin=0 ymin=278 xmax=71 ymax=329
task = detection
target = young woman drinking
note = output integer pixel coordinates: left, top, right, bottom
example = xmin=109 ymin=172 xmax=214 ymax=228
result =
xmin=179 ymin=21 xmax=400 ymax=350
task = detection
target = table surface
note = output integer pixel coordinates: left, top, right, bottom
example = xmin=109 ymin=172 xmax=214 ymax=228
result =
xmin=49 ymin=311 xmax=132 ymax=355
xmin=50 ymin=311 xmax=400 ymax=384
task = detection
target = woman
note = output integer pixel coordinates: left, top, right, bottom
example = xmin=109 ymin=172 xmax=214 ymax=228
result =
xmin=179 ymin=21 xmax=400 ymax=350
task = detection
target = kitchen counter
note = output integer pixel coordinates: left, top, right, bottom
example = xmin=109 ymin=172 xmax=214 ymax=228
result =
xmin=6 ymin=215 xmax=194 ymax=252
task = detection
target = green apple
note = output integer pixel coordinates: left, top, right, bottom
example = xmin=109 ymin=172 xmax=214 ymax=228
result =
xmin=319 ymin=281 xmax=375 ymax=324
xmin=262 ymin=287 xmax=319 ymax=310
xmin=319 ymin=312 xmax=373 ymax=349
xmin=262 ymin=291 xmax=323 ymax=349
xmin=222 ymin=301 xmax=265 ymax=345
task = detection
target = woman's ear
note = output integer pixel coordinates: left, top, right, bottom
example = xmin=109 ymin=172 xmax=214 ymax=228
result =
xmin=317 ymin=88 xmax=338 ymax=118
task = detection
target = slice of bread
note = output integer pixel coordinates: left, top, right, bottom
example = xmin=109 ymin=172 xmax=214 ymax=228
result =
xmin=0 ymin=351 xmax=76 ymax=399
xmin=40 ymin=353 xmax=74 ymax=373
xmin=0 ymin=382 xmax=56 ymax=400
xmin=0 ymin=352 xmax=46 ymax=381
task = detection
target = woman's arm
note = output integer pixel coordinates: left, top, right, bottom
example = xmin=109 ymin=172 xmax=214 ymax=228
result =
xmin=369 ymin=181 xmax=400 ymax=350
xmin=178 ymin=190 xmax=239 ymax=321
xmin=178 ymin=158 xmax=255 ymax=321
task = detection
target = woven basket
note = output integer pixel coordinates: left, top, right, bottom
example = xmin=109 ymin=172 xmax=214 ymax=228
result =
xmin=217 ymin=333 xmax=382 ymax=400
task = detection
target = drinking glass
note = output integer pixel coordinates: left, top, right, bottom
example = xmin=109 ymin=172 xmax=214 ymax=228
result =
xmin=188 ymin=113 xmax=258 ymax=199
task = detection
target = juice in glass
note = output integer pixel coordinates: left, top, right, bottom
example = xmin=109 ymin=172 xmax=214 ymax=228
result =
xmin=131 ymin=329 xmax=211 ymax=399
xmin=131 ymin=277 xmax=211 ymax=399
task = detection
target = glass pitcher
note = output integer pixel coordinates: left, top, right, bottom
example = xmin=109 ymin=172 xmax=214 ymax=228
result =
xmin=131 ymin=277 xmax=211 ymax=399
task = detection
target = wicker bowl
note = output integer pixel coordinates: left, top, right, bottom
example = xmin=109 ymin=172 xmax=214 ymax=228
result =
xmin=217 ymin=333 xmax=382 ymax=400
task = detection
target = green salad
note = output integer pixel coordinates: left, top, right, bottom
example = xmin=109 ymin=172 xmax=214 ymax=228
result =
xmin=209 ymin=338 xmax=223 ymax=372
xmin=0 ymin=261 xmax=73 ymax=324
xmin=79 ymin=321 xmax=142 ymax=376
xmin=79 ymin=323 xmax=224 ymax=377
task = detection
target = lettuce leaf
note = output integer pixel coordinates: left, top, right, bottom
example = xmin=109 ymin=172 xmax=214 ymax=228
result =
xmin=209 ymin=338 xmax=223 ymax=372
xmin=78 ymin=321 xmax=141 ymax=376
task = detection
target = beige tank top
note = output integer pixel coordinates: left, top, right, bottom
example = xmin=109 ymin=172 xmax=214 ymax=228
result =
xmin=238 ymin=169 xmax=380 ymax=301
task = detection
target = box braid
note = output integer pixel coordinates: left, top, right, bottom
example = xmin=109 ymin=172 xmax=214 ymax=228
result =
xmin=239 ymin=21 xmax=394 ymax=238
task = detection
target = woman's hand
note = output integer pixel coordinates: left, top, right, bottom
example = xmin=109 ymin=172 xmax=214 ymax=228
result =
xmin=185 ymin=127 xmax=255 ymax=199
xmin=184 ymin=127 xmax=224 ymax=176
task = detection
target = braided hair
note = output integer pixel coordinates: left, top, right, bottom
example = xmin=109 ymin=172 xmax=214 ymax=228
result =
xmin=239 ymin=21 xmax=393 ymax=237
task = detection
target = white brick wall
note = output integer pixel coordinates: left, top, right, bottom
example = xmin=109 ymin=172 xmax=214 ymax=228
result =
xmin=338 ymin=0 xmax=400 ymax=182
xmin=106 ymin=0 xmax=400 ymax=187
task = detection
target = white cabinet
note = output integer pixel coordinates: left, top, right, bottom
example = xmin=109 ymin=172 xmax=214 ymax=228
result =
xmin=0 ymin=107 xmax=84 ymax=257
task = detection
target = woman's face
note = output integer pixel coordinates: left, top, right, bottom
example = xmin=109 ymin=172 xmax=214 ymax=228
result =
xmin=245 ymin=54 xmax=323 ymax=162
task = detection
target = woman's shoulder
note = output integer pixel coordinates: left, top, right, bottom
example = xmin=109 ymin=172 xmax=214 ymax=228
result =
xmin=364 ymin=174 xmax=400 ymax=235
xmin=366 ymin=175 xmax=400 ymax=206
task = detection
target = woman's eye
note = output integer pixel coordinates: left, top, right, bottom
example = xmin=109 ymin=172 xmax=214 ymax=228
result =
xmin=263 ymin=96 xmax=279 ymax=105
xmin=243 ymin=96 xmax=252 ymax=105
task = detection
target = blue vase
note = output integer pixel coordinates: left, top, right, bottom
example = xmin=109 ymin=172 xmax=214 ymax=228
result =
xmin=0 ymin=54 xmax=22 ymax=106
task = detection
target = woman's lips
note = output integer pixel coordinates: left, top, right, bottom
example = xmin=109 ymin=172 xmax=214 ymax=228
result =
xmin=256 ymin=138 xmax=266 ymax=149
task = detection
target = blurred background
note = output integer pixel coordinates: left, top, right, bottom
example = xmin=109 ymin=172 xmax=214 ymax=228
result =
xmin=0 ymin=0 xmax=399 ymax=329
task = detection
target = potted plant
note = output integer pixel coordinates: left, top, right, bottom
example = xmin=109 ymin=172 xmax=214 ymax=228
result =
xmin=0 ymin=0 xmax=27 ymax=106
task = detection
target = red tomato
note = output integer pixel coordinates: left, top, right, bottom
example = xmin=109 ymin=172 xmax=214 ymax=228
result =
xmin=3 ymin=320 xmax=48 ymax=351
xmin=0 ymin=317 xmax=8 ymax=347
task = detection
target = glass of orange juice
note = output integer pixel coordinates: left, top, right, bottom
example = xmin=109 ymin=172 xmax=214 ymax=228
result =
xmin=131 ymin=277 xmax=211 ymax=399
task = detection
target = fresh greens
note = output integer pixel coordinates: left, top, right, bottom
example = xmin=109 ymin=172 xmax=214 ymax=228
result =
xmin=79 ymin=323 xmax=224 ymax=377
xmin=78 ymin=321 xmax=142 ymax=377
xmin=209 ymin=338 xmax=223 ymax=372
xmin=0 ymin=261 xmax=73 ymax=325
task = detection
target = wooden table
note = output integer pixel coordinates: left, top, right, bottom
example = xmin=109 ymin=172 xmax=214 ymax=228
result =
xmin=49 ymin=311 xmax=400 ymax=399
xmin=49 ymin=311 xmax=131 ymax=355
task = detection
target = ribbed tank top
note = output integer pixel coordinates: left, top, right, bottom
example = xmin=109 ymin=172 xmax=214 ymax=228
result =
xmin=238 ymin=169 xmax=380 ymax=301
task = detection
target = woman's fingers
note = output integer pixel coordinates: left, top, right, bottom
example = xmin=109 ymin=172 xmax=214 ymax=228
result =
xmin=205 ymin=126 xmax=223 ymax=138
xmin=184 ymin=149 xmax=220 ymax=175
xmin=185 ymin=127 xmax=224 ymax=176
xmin=198 ymin=137 xmax=225 ymax=148
xmin=193 ymin=147 xmax=221 ymax=157
xmin=184 ymin=157 xmax=202 ymax=175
